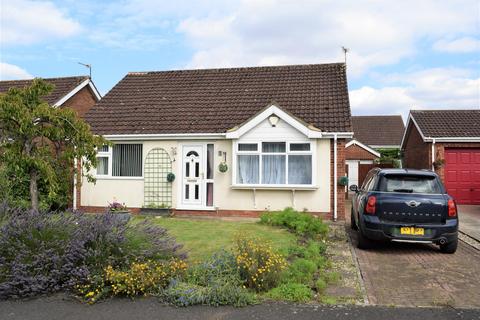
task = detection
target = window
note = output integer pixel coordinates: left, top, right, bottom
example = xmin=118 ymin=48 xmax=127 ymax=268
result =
xmin=95 ymin=144 xmax=143 ymax=177
xmin=96 ymin=145 xmax=110 ymax=176
xmin=236 ymin=142 xmax=313 ymax=186
xmin=378 ymin=175 xmax=442 ymax=194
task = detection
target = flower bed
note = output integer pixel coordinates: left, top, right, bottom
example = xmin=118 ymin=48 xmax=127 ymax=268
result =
xmin=0 ymin=206 xmax=339 ymax=306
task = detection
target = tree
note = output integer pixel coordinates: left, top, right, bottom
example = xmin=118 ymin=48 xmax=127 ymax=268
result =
xmin=0 ymin=78 xmax=107 ymax=211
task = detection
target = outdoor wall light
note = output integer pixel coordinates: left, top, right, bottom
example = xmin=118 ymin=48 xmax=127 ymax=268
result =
xmin=170 ymin=147 xmax=177 ymax=162
xmin=268 ymin=115 xmax=279 ymax=127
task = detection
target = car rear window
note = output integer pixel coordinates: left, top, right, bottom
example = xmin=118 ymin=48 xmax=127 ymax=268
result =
xmin=378 ymin=175 xmax=442 ymax=194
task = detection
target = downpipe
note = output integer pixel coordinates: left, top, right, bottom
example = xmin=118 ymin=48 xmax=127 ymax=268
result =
xmin=333 ymin=134 xmax=338 ymax=222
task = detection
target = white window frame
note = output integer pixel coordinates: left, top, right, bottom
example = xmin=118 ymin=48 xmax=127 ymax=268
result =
xmin=232 ymin=140 xmax=317 ymax=189
xmin=95 ymin=142 xmax=144 ymax=180
xmin=95 ymin=146 xmax=111 ymax=178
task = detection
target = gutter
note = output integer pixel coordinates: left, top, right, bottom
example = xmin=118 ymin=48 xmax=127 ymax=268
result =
xmin=423 ymin=137 xmax=480 ymax=143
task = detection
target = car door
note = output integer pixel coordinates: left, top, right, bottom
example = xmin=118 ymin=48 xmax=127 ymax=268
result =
xmin=354 ymin=171 xmax=376 ymax=221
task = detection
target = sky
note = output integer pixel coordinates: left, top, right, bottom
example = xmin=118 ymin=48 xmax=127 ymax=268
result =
xmin=0 ymin=0 xmax=479 ymax=119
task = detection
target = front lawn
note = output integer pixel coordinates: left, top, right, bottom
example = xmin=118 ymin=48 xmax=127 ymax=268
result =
xmin=140 ymin=217 xmax=297 ymax=262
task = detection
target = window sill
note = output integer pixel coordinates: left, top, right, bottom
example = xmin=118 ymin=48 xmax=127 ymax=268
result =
xmin=231 ymin=184 xmax=318 ymax=190
xmin=95 ymin=176 xmax=144 ymax=180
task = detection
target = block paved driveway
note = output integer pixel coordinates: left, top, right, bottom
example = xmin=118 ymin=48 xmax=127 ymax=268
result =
xmin=347 ymin=204 xmax=480 ymax=308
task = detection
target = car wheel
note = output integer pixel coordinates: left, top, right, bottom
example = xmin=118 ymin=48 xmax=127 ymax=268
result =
xmin=440 ymin=236 xmax=458 ymax=254
xmin=357 ymin=228 xmax=372 ymax=250
xmin=350 ymin=209 xmax=358 ymax=230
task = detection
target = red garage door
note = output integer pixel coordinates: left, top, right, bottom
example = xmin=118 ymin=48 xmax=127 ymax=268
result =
xmin=444 ymin=148 xmax=480 ymax=205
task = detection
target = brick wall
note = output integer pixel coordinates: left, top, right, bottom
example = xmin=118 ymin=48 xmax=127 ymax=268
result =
xmin=61 ymin=86 xmax=98 ymax=118
xmin=330 ymin=138 xmax=346 ymax=220
xmin=78 ymin=207 xmax=333 ymax=220
xmin=345 ymin=143 xmax=379 ymax=160
xmin=402 ymin=122 xmax=430 ymax=169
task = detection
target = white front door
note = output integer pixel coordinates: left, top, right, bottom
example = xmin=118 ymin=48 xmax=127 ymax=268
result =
xmin=182 ymin=145 xmax=204 ymax=206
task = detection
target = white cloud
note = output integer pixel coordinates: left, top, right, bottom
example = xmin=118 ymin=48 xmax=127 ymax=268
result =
xmin=433 ymin=37 xmax=480 ymax=53
xmin=176 ymin=0 xmax=478 ymax=75
xmin=0 ymin=62 xmax=33 ymax=80
xmin=350 ymin=67 xmax=480 ymax=118
xmin=1 ymin=0 xmax=81 ymax=45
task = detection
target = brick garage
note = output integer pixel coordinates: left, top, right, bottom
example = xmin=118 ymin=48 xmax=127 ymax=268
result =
xmin=401 ymin=110 xmax=480 ymax=204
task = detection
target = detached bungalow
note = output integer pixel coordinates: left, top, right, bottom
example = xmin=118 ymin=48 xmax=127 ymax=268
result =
xmin=401 ymin=110 xmax=480 ymax=205
xmin=79 ymin=63 xmax=353 ymax=220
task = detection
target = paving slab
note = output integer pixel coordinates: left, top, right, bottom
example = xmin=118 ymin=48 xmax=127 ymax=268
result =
xmin=458 ymin=205 xmax=480 ymax=241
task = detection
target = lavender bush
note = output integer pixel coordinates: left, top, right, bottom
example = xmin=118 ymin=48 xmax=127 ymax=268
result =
xmin=0 ymin=206 xmax=184 ymax=299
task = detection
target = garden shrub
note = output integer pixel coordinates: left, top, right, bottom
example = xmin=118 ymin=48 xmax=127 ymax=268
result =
xmin=234 ymin=235 xmax=287 ymax=292
xmin=103 ymin=259 xmax=187 ymax=297
xmin=323 ymin=271 xmax=341 ymax=285
xmin=161 ymin=279 xmax=255 ymax=307
xmin=0 ymin=207 xmax=184 ymax=299
xmin=186 ymin=250 xmax=239 ymax=287
xmin=284 ymin=258 xmax=317 ymax=284
xmin=260 ymin=207 xmax=328 ymax=239
xmin=267 ymin=282 xmax=313 ymax=302
xmin=315 ymin=278 xmax=327 ymax=293
xmin=160 ymin=251 xmax=255 ymax=307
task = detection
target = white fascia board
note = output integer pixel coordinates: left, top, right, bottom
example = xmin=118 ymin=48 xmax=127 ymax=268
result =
xmin=400 ymin=113 xmax=426 ymax=149
xmin=423 ymin=137 xmax=480 ymax=142
xmin=87 ymin=81 xmax=102 ymax=101
xmin=102 ymin=133 xmax=226 ymax=141
xmin=345 ymin=139 xmax=381 ymax=157
xmin=321 ymin=132 xmax=354 ymax=139
xmin=399 ymin=113 xmax=412 ymax=149
xmin=53 ymin=79 xmax=102 ymax=107
xmin=225 ymin=104 xmax=321 ymax=139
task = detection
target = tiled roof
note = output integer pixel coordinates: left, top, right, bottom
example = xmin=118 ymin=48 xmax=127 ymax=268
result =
xmin=85 ymin=63 xmax=352 ymax=135
xmin=0 ymin=76 xmax=88 ymax=105
xmin=411 ymin=109 xmax=480 ymax=138
xmin=352 ymin=115 xmax=405 ymax=147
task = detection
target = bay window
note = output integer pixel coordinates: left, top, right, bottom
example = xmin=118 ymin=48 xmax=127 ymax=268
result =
xmin=96 ymin=144 xmax=143 ymax=177
xmin=236 ymin=141 xmax=313 ymax=186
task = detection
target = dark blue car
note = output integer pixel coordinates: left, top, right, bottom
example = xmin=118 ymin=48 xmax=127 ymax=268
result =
xmin=350 ymin=168 xmax=458 ymax=253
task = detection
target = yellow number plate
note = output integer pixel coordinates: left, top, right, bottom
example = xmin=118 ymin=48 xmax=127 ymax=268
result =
xmin=400 ymin=227 xmax=424 ymax=235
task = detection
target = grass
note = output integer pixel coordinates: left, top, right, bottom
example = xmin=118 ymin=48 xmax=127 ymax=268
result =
xmin=134 ymin=217 xmax=297 ymax=262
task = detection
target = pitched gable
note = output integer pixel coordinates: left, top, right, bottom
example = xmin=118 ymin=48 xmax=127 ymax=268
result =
xmin=411 ymin=109 xmax=480 ymax=138
xmin=0 ymin=76 xmax=91 ymax=106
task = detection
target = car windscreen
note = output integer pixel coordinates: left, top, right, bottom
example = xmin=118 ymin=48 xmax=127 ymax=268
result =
xmin=378 ymin=174 xmax=442 ymax=194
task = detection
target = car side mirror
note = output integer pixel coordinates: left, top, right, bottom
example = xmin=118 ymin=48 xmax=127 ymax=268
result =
xmin=349 ymin=184 xmax=359 ymax=193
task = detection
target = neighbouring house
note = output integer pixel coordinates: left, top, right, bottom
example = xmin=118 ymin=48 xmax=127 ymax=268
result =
xmin=401 ymin=109 xmax=480 ymax=205
xmin=0 ymin=76 xmax=101 ymax=118
xmin=345 ymin=115 xmax=404 ymax=189
xmin=80 ymin=63 xmax=353 ymax=220
xmin=0 ymin=76 xmax=102 ymax=209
